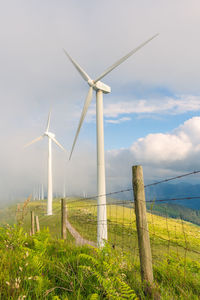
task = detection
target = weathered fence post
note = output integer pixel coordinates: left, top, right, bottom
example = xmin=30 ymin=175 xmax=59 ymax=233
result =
xmin=132 ymin=165 xmax=153 ymax=287
xmin=35 ymin=215 xmax=40 ymax=233
xmin=61 ymin=198 xmax=67 ymax=240
xmin=31 ymin=211 xmax=35 ymax=235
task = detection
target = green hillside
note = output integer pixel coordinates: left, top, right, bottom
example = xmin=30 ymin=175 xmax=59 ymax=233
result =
xmin=146 ymin=202 xmax=200 ymax=226
xmin=0 ymin=198 xmax=200 ymax=299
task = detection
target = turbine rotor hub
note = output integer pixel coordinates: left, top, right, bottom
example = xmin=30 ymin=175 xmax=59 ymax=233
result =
xmin=88 ymin=79 xmax=94 ymax=87
xmin=88 ymin=79 xmax=111 ymax=94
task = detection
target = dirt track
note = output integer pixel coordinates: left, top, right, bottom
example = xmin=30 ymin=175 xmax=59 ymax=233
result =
xmin=66 ymin=219 xmax=96 ymax=247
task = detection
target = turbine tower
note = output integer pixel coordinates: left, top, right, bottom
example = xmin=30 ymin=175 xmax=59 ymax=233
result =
xmin=25 ymin=112 xmax=66 ymax=215
xmin=41 ymin=183 xmax=44 ymax=200
xmin=64 ymin=34 xmax=158 ymax=247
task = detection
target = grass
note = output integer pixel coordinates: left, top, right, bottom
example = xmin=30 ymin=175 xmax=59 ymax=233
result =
xmin=0 ymin=197 xmax=200 ymax=299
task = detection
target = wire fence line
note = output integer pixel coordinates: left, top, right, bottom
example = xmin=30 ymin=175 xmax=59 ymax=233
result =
xmin=12 ymin=167 xmax=200 ymax=242
xmin=61 ymin=167 xmax=200 ymax=287
xmin=144 ymin=169 xmax=200 ymax=187
xmin=66 ymin=200 xmax=200 ymax=251
xmin=65 ymin=196 xmax=200 ymax=208
xmin=65 ymin=169 xmax=200 ymax=204
xmin=18 ymin=193 xmax=199 ymax=287
xmin=14 ymin=195 xmax=199 ymax=263
xmin=1 ymin=166 xmax=200 ymax=291
xmin=63 ymin=197 xmax=200 ymax=292
xmin=4 ymin=167 xmax=200 ymax=245
xmin=2 ymin=168 xmax=200 ymax=226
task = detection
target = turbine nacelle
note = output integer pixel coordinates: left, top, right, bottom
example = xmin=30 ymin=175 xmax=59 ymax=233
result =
xmin=88 ymin=79 xmax=111 ymax=94
xmin=45 ymin=132 xmax=55 ymax=139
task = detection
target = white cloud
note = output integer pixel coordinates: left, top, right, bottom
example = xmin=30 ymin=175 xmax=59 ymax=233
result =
xmin=86 ymin=95 xmax=200 ymax=121
xmin=106 ymin=116 xmax=200 ymax=189
xmin=131 ymin=132 xmax=191 ymax=163
xmin=106 ymin=117 xmax=131 ymax=124
xmin=131 ymin=116 xmax=200 ymax=165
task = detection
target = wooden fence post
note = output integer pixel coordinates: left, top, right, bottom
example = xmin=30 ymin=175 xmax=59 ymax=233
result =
xmin=35 ymin=215 xmax=40 ymax=233
xmin=132 ymin=165 xmax=153 ymax=287
xmin=61 ymin=198 xmax=67 ymax=240
xmin=31 ymin=211 xmax=35 ymax=235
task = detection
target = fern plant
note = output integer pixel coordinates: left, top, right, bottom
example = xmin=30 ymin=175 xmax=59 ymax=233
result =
xmin=79 ymin=243 xmax=138 ymax=299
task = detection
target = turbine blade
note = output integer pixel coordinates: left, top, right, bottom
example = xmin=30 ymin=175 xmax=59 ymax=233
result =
xmin=94 ymin=33 xmax=159 ymax=83
xmin=51 ymin=136 xmax=66 ymax=152
xmin=24 ymin=135 xmax=44 ymax=148
xmin=45 ymin=110 xmax=51 ymax=132
xmin=63 ymin=49 xmax=91 ymax=82
xmin=69 ymin=86 xmax=93 ymax=160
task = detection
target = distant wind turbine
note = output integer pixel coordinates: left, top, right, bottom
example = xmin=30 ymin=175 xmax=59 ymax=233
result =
xmin=41 ymin=183 xmax=44 ymax=200
xmin=25 ymin=112 xmax=66 ymax=215
xmin=64 ymin=33 xmax=158 ymax=247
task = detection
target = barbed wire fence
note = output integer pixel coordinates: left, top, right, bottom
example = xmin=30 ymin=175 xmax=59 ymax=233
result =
xmin=10 ymin=168 xmax=200 ymax=256
xmin=1 ymin=166 xmax=200 ymax=293
xmin=63 ymin=167 xmax=200 ymax=290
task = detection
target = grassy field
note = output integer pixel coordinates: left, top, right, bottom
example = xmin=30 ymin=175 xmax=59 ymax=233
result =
xmin=1 ymin=197 xmax=200 ymax=259
xmin=66 ymin=199 xmax=200 ymax=260
xmin=0 ymin=197 xmax=200 ymax=299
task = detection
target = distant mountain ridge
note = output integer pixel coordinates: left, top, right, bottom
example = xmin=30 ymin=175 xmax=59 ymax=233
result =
xmin=145 ymin=182 xmax=200 ymax=210
xmin=112 ymin=181 xmax=200 ymax=226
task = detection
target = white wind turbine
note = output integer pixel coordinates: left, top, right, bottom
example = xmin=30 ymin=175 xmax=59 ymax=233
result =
xmin=64 ymin=34 xmax=158 ymax=247
xmin=25 ymin=112 xmax=66 ymax=215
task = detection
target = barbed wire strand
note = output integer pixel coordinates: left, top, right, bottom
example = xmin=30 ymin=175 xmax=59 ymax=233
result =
xmin=66 ymin=169 xmax=200 ymax=204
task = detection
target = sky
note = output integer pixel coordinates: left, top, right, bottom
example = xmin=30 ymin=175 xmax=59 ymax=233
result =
xmin=1 ymin=0 xmax=200 ymax=203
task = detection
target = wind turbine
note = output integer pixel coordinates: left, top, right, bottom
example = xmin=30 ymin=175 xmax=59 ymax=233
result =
xmin=41 ymin=183 xmax=44 ymax=200
xmin=25 ymin=112 xmax=66 ymax=215
xmin=64 ymin=34 xmax=158 ymax=247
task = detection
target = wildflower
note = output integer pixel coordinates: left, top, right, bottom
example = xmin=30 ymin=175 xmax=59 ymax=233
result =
xmin=18 ymin=296 xmax=26 ymax=300
xmin=15 ymin=283 xmax=20 ymax=289
xmin=15 ymin=277 xmax=21 ymax=289
xmin=33 ymin=276 xmax=38 ymax=280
